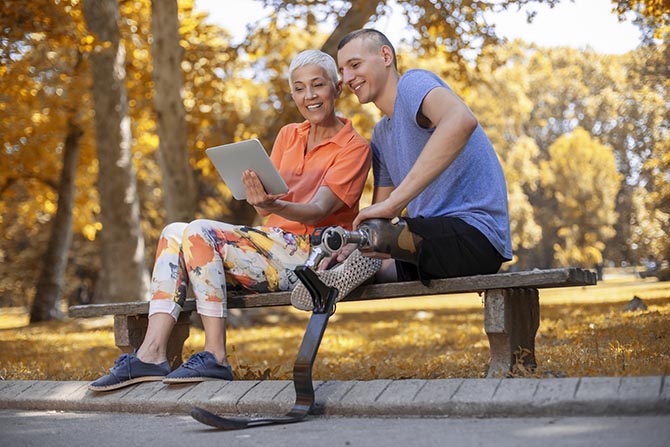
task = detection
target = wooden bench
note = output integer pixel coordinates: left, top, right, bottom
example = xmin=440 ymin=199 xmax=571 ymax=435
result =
xmin=68 ymin=267 xmax=597 ymax=378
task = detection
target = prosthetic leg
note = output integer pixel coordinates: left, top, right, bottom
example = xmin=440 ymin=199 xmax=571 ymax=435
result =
xmin=307 ymin=217 xmax=422 ymax=267
xmin=190 ymin=218 xmax=418 ymax=430
xmin=190 ymin=267 xmax=337 ymax=430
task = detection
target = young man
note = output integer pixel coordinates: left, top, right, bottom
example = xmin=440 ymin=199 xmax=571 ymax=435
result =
xmin=335 ymin=29 xmax=513 ymax=284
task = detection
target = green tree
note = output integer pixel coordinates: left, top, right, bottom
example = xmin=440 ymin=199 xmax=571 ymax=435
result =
xmin=509 ymin=42 xmax=667 ymax=266
xmin=540 ymin=128 xmax=622 ymax=267
xmin=464 ymin=43 xmax=543 ymax=264
xmin=628 ymin=38 xmax=670 ymax=262
xmin=629 ymin=184 xmax=669 ymax=261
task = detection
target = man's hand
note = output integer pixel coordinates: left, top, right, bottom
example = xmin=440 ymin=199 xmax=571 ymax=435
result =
xmin=353 ymin=199 xmax=403 ymax=229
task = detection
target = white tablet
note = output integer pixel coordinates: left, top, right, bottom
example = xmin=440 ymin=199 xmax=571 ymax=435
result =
xmin=206 ymin=139 xmax=289 ymax=200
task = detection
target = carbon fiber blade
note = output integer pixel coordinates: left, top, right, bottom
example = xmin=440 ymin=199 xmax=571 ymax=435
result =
xmin=190 ymin=406 xmax=305 ymax=430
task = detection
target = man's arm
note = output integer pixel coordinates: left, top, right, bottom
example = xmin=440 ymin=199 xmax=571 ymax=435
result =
xmin=371 ymin=185 xmax=394 ymax=205
xmin=353 ymin=87 xmax=477 ymax=228
xmin=353 ymin=185 xmax=393 ymax=228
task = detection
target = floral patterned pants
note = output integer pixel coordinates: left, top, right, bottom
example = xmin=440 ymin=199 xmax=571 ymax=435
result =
xmin=148 ymin=220 xmax=310 ymax=320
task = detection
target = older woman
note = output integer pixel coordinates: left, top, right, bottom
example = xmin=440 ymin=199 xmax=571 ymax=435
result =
xmin=90 ymin=50 xmax=374 ymax=391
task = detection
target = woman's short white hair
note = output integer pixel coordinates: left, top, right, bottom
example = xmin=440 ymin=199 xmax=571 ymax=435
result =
xmin=288 ymin=50 xmax=339 ymax=90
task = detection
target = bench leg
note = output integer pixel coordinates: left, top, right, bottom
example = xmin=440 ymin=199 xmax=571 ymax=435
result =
xmin=113 ymin=312 xmax=191 ymax=370
xmin=484 ymin=288 xmax=539 ymax=377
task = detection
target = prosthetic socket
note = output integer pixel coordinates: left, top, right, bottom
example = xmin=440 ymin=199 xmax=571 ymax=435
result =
xmin=305 ymin=217 xmax=422 ymax=269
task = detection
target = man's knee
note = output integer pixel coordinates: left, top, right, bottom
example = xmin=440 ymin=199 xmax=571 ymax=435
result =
xmin=358 ymin=218 xmax=422 ymax=264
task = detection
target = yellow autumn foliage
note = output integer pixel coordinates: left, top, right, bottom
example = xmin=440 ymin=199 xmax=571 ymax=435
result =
xmin=1 ymin=1 xmax=668 ymax=319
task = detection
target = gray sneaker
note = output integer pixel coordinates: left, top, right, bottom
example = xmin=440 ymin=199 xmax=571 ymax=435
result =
xmin=163 ymin=351 xmax=233 ymax=384
xmin=290 ymin=249 xmax=381 ymax=311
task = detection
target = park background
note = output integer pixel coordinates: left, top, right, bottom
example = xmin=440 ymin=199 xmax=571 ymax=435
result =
xmin=0 ymin=0 xmax=668 ymax=380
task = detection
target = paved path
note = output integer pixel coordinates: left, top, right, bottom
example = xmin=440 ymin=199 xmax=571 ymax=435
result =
xmin=1 ymin=376 xmax=668 ymax=417
xmin=4 ymin=410 xmax=670 ymax=447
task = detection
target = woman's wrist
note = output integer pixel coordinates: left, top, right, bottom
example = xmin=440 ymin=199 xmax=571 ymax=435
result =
xmin=262 ymin=200 xmax=287 ymax=214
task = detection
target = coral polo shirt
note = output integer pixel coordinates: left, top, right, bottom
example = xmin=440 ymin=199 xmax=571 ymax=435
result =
xmin=265 ymin=117 xmax=371 ymax=236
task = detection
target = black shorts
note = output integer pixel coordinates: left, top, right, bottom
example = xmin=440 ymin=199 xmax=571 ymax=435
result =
xmin=396 ymin=216 xmax=507 ymax=284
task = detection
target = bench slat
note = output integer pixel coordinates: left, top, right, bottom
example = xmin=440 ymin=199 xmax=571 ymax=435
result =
xmin=68 ymin=267 xmax=596 ymax=318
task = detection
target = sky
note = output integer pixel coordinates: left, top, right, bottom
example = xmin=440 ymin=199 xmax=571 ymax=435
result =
xmin=193 ymin=0 xmax=642 ymax=55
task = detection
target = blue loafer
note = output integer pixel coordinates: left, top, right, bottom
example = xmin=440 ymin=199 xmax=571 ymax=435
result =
xmin=163 ymin=351 xmax=233 ymax=384
xmin=89 ymin=352 xmax=171 ymax=392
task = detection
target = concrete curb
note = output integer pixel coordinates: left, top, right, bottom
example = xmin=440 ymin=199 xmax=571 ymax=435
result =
xmin=1 ymin=376 xmax=668 ymax=417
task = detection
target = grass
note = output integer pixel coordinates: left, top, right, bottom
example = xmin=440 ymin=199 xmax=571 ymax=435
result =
xmin=0 ymin=275 xmax=668 ymax=382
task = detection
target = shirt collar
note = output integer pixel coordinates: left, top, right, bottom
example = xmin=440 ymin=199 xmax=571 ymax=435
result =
xmin=296 ymin=117 xmax=354 ymax=149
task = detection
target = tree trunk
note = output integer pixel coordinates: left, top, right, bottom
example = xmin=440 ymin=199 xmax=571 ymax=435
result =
xmin=151 ymin=0 xmax=197 ymax=222
xmin=320 ymin=1 xmax=382 ymax=56
xmin=83 ymin=0 xmax=149 ymax=303
xmin=30 ymin=120 xmax=83 ymax=323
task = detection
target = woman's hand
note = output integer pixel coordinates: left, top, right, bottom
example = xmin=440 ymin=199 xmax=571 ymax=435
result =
xmin=243 ymin=170 xmax=284 ymax=209
xmin=315 ymin=242 xmax=360 ymax=271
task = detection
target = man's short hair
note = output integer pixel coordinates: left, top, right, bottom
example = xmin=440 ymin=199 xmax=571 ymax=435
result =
xmin=337 ymin=28 xmax=397 ymax=71
xmin=289 ymin=50 xmax=340 ymax=90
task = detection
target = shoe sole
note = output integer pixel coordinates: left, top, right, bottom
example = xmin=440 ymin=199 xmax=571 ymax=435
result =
xmin=162 ymin=376 xmax=231 ymax=384
xmin=291 ymin=249 xmax=381 ymax=311
xmin=88 ymin=375 xmax=166 ymax=392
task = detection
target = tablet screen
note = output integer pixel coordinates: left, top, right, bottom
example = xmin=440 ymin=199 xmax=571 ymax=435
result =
xmin=206 ymin=139 xmax=289 ymax=200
